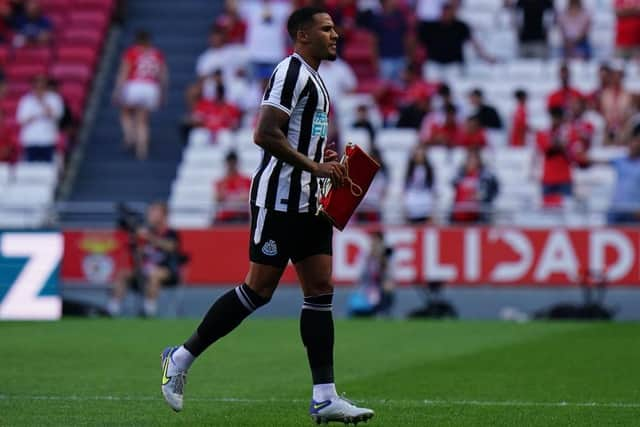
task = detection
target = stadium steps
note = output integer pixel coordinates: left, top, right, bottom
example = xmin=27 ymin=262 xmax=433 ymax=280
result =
xmin=64 ymin=0 xmax=221 ymax=222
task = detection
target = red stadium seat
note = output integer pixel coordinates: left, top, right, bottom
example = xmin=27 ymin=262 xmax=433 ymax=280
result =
xmin=5 ymin=63 xmax=49 ymax=82
xmin=72 ymin=0 xmax=114 ymax=13
xmin=40 ymin=0 xmax=72 ymax=12
xmin=67 ymin=96 xmax=85 ymax=119
xmin=56 ymin=46 xmax=98 ymax=68
xmin=59 ymin=81 xmax=87 ymax=103
xmin=48 ymin=12 xmax=69 ymax=32
xmin=60 ymin=28 xmax=104 ymax=48
xmin=50 ymin=62 xmax=92 ymax=84
xmin=13 ymin=47 xmax=54 ymax=65
xmin=5 ymin=82 xmax=32 ymax=99
xmin=0 ymin=46 xmax=9 ymax=67
xmin=68 ymin=10 xmax=109 ymax=33
xmin=0 ymin=98 xmax=20 ymax=118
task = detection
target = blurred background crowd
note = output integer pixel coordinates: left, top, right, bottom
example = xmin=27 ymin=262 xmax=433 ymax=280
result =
xmin=1 ymin=0 xmax=640 ymax=229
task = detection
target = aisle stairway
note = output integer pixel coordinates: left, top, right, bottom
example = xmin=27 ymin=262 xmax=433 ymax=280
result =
xmin=65 ymin=0 xmax=221 ymax=216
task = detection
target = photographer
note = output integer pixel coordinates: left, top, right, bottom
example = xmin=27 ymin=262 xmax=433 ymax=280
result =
xmin=108 ymin=202 xmax=181 ymax=317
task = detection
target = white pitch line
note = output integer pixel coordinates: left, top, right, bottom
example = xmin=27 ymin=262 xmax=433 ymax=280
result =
xmin=0 ymin=395 xmax=638 ymax=409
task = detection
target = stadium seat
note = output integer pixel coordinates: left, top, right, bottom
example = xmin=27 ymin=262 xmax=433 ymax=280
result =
xmin=0 ymin=46 xmax=10 ymax=66
xmin=0 ymin=164 xmax=11 ymax=186
xmin=13 ymin=47 xmax=53 ymax=66
xmin=50 ymin=63 xmax=92 ymax=85
xmin=56 ymin=46 xmax=99 ymax=68
xmin=40 ymin=0 xmax=72 ymax=11
xmin=5 ymin=63 xmax=49 ymax=82
xmin=341 ymin=128 xmax=371 ymax=153
xmin=375 ymin=128 xmax=418 ymax=151
xmin=73 ymin=0 xmax=115 ymax=13
xmin=14 ymin=163 xmax=58 ymax=183
xmin=68 ymin=10 xmax=109 ymax=33
xmin=60 ymin=28 xmax=105 ymax=48
xmin=1 ymin=184 xmax=54 ymax=208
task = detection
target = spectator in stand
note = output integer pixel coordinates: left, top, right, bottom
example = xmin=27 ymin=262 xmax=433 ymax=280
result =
xmin=510 ymin=89 xmax=529 ymax=146
xmin=357 ymin=145 xmax=387 ymax=223
xmin=367 ymin=0 xmax=409 ymax=81
xmin=196 ymin=27 xmax=236 ymax=82
xmin=588 ymin=62 xmax=612 ymax=109
xmin=600 ymin=64 xmax=633 ymax=145
xmin=547 ymin=63 xmax=583 ymax=111
xmin=215 ymin=151 xmax=252 ymax=224
xmin=451 ymin=148 xmax=498 ymax=224
xmin=240 ymin=0 xmax=291 ymax=80
xmin=458 ymin=115 xmax=487 ymax=148
xmin=557 ymin=0 xmax=592 ymax=60
xmin=506 ymin=0 xmax=554 ymax=58
xmin=11 ymin=0 xmax=51 ymax=47
xmin=185 ymin=80 xmax=241 ymax=144
xmin=114 ymin=30 xmax=168 ymax=160
xmin=396 ymin=91 xmax=432 ymax=129
xmin=404 ymin=143 xmax=435 ymax=223
xmin=416 ymin=0 xmax=448 ymax=47
xmin=318 ymin=56 xmax=357 ymax=103
xmin=215 ymin=0 xmax=247 ymax=45
xmin=16 ymin=74 xmax=63 ymax=162
xmin=614 ymin=0 xmax=640 ymax=59
xmin=352 ymin=104 xmax=376 ymax=146
xmin=420 ymin=103 xmax=462 ymax=147
xmin=467 ymin=88 xmax=502 ymax=130
xmin=0 ymin=108 xmax=19 ymax=163
xmin=419 ymin=2 xmax=494 ymax=65
xmin=566 ymin=96 xmax=594 ymax=151
xmin=606 ymin=125 xmax=640 ymax=224
xmin=536 ymin=107 xmax=577 ymax=206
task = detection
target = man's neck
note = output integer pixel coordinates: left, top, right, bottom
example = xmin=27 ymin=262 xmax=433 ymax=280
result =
xmin=294 ymin=49 xmax=320 ymax=70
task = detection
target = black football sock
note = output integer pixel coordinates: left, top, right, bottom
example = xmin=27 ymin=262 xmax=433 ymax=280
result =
xmin=184 ymin=283 xmax=269 ymax=357
xmin=300 ymin=294 xmax=335 ymax=384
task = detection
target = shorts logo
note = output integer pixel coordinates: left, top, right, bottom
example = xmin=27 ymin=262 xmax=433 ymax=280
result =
xmin=262 ymin=239 xmax=278 ymax=256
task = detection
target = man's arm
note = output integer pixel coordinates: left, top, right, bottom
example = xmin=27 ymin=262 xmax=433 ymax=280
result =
xmin=254 ymin=105 xmax=346 ymax=186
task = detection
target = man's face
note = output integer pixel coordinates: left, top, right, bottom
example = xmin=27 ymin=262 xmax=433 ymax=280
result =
xmin=560 ymin=67 xmax=570 ymax=85
xmin=147 ymin=205 xmax=166 ymax=228
xmin=305 ymin=13 xmax=339 ymax=61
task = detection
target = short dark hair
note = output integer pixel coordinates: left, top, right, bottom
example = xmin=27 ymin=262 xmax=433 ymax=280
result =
xmin=514 ymin=89 xmax=528 ymax=100
xmin=444 ymin=103 xmax=457 ymax=114
xmin=287 ymin=7 xmax=327 ymax=41
xmin=632 ymin=123 xmax=640 ymax=138
xmin=135 ymin=30 xmax=151 ymax=44
xmin=226 ymin=151 xmax=238 ymax=163
xmin=470 ymin=88 xmax=483 ymax=98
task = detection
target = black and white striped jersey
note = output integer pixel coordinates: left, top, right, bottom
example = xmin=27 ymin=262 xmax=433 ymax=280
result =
xmin=250 ymin=53 xmax=331 ymax=213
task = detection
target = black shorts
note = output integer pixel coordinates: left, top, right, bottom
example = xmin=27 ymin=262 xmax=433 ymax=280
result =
xmin=249 ymin=204 xmax=333 ymax=268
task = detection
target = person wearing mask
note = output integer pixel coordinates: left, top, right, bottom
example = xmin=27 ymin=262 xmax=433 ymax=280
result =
xmin=16 ymin=74 xmax=63 ymax=162
xmin=404 ymin=144 xmax=435 ymax=223
xmin=451 ymin=149 xmax=498 ymax=223
xmin=558 ymin=0 xmax=592 ymax=59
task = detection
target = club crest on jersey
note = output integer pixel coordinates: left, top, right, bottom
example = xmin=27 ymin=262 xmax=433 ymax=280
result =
xmin=262 ymin=239 xmax=278 ymax=256
xmin=312 ymin=110 xmax=328 ymax=137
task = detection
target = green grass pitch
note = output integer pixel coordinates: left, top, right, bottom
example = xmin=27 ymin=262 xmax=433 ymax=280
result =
xmin=1 ymin=319 xmax=639 ymax=426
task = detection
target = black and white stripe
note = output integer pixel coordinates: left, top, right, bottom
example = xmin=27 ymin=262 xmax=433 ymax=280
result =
xmin=302 ymin=294 xmax=333 ymax=312
xmin=235 ymin=285 xmax=257 ymax=312
xmin=251 ymin=53 xmax=331 ymax=213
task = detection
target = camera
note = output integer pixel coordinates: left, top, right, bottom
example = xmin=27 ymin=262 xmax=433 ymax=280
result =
xmin=116 ymin=203 xmax=144 ymax=233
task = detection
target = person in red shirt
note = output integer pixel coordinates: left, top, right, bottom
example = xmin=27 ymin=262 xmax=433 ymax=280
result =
xmin=547 ymin=63 xmax=583 ymax=111
xmin=536 ymin=107 xmax=579 ymax=206
xmin=420 ymin=103 xmax=462 ymax=147
xmin=614 ymin=0 xmax=640 ymax=58
xmin=510 ymin=89 xmax=529 ymax=146
xmin=214 ymin=151 xmax=252 ymax=223
xmin=451 ymin=148 xmax=499 ymax=223
xmin=458 ymin=115 xmax=487 ymax=148
xmin=215 ymin=0 xmax=247 ymax=44
xmin=114 ymin=30 xmax=169 ymax=160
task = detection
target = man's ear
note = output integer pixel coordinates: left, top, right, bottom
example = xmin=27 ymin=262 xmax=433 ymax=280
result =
xmin=297 ymin=28 xmax=310 ymax=44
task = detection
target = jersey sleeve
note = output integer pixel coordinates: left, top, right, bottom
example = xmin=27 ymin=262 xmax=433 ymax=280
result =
xmin=261 ymin=59 xmax=306 ymax=116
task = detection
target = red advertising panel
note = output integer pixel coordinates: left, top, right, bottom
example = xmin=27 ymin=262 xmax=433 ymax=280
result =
xmin=62 ymin=227 xmax=640 ymax=286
